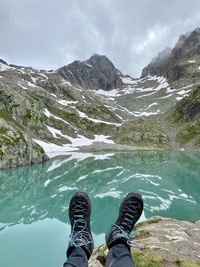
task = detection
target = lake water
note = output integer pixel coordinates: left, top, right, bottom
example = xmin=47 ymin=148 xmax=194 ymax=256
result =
xmin=0 ymin=151 xmax=200 ymax=267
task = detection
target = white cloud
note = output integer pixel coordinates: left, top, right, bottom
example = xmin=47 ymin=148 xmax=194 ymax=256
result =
xmin=0 ymin=0 xmax=200 ymax=76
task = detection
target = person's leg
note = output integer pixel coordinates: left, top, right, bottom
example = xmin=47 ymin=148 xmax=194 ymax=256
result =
xmin=63 ymin=192 xmax=94 ymax=267
xmin=105 ymin=192 xmax=144 ymax=267
xmin=105 ymin=244 xmax=134 ymax=267
xmin=63 ymin=247 xmax=88 ymax=267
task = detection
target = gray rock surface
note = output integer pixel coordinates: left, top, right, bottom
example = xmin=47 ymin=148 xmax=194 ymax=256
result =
xmin=58 ymin=54 xmax=123 ymax=90
xmin=89 ymin=216 xmax=200 ymax=267
xmin=141 ymin=27 xmax=200 ymax=82
xmin=141 ymin=48 xmax=171 ymax=78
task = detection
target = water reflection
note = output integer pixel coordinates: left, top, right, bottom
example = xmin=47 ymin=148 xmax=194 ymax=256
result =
xmin=0 ymin=151 xmax=200 ymax=234
xmin=1 ymin=151 xmax=200 ymax=267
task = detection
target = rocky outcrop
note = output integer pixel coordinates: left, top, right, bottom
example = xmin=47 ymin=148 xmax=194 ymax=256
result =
xmin=89 ymin=217 xmax=200 ymax=267
xmin=141 ymin=48 xmax=171 ymax=78
xmin=172 ymin=85 xmax=200 ymax=122
xmin=57 ymin=54 xmax=123 ymax=90
xmin=112 ymin=118 xmax=170 ymax=149
xmin=141 ymin=28 xmax=200 ymax=82
xmin=169 ymin=85 xmax=200 ymax=146
xmin=165 ymin=28 xmax=200 ymax=81
xmin=0 ymin=127 xmax=47 ymax=169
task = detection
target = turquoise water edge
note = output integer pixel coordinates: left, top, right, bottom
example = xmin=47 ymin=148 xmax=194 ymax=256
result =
xmin=0 ymin=151 xmax=200 ymax=267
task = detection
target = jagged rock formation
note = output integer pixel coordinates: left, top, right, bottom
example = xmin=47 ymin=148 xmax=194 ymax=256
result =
xmin=141 ymin=48 xmax=171 ymax=78
xmin=141 ymin=27 xmax=200 ymax=83
xmin=165 ymin=28 xmax=200 ymax=81
xmin=58 ymin=54 xmax=123 ymax=90
xmin=89 ymin=217 xmax=200 ymax=267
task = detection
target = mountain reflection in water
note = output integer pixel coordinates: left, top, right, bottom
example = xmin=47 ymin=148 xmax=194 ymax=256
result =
xmin=0 ymin=151 xmax=200 ymax=267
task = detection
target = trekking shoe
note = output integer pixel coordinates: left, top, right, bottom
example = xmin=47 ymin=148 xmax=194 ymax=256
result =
xmin=106 ymin=192 xmax=143 ymax=249
xmin=67 ymin=192 xmax=94 ymax=259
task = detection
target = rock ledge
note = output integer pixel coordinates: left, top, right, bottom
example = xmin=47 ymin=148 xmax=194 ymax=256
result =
xmin=89 ymin=216 xmax=200 ymax=267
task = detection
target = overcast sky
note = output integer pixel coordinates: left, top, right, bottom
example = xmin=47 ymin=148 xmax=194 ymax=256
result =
xmin=1 ymin=0 xmax=200 ymax=77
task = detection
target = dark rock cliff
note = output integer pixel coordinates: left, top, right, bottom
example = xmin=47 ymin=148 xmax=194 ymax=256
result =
xmin=57 ymin=54 xmax=123 ymax=90
xmin=141 ymin=48 xmax=171 ymax=78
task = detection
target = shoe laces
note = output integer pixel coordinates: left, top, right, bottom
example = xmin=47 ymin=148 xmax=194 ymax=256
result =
xmin=121 ymin=200 xmax=140 ymax=232
xmin=69 ymin=218 xmax=93 ymax=247
xmin=72 ymin=200 xmax=87 ymax=222
xmin=112 ymin=224 xmax=141 ymax=249
xmin=69 ymin=199 xmax=92 ymax=247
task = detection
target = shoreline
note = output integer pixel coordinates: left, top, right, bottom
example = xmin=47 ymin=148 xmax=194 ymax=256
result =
xmin=1 ymin=142 xmax=200 ymax=170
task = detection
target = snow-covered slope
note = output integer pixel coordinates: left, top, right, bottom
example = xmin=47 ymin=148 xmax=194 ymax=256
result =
xmin=1 ymin=31 xmax=200 ymax=169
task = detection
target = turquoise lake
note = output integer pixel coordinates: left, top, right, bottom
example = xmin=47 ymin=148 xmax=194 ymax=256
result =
xmin=0 ymin=151 xmax=200 ymax=267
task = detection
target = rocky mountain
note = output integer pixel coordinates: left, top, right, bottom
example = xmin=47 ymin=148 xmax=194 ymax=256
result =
xmin=169 ymin=85 xmax=200 ymax=146
xmin=58 ymin=54 xmax=123 ymax=90
xmin=141 ymin=27 xmax=200 ymax=83
xmin=1 ymin=27 xmax=200 ymax=169
xmin=165 ymin=27 xmax=200 ymax=82
xmin=141 ymin=47 xmax=171 ymax=78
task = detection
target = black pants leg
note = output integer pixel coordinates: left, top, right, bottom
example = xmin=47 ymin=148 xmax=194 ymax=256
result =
xmin=105 ymin=244 xmax=135 ymax=267
xmin=63 ymin=244 xmax=134 ymax=267
xmin=63 ymin=247 xmax=88 ymax=267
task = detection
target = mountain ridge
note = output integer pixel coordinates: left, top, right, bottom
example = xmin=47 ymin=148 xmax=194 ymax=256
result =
xmin=141 ymin=27 xmax=200 ymax=82
xmin=1 ymin=27 xmax=200 ymax=169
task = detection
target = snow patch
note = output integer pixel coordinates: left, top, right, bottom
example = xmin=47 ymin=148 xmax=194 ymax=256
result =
xmin=27 ymin=81 xmax=37 ymax=87
xmin=95 ymin=88 xmax=121 ymax=98
xmin=39 ymin=73 xmax=49 ymax=80
xmin=0 ymin=63 xmax=13 ymax=71
xmin=188 ymin=60 xmax=196 ymax=63
xmin=176 ymin=89 xmax=192 ymax=95
xmin=84 ymin=62 xmax=92 ymax=68
xmin=34 ymin=132 xmax=115 ymax=158
xmin=145 ymin=103 xmax=158 ymax=110
xmin=121 ymin=76 xmax=137 ymax=85
xmin=31 ymin=76 xmax=37 ymax=84
xmin=61 ymin=78 xmax=71 ymax=85
xmin=166 ymin=87 xmax=177 ymax=93
xmin=18 ymin=83 xmax=28 ymax=90
xmin=176 ymin=96 xmax=184 ymax=101
xmin=43 ymin=108 xmax=70 ymax=125
xmin=76 ymin=110 xmax=122 ymax=126
xmin=57 ymin=99 xmax=78 ymax=106
xmin=159 ymin=93 xmax=173 ymax=99
xmin=51 ymin=93 xmax=57 ymax=98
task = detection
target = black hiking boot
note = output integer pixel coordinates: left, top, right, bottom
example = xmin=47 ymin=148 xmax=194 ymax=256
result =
xmin=67 ymin=192 xmax=94 ymax=259
xmin=106 ymin=192 xmax=143 ymax=249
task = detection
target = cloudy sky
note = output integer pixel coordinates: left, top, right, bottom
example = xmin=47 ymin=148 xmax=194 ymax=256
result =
xmin=1 ymin=0 xmax=200 ymax=77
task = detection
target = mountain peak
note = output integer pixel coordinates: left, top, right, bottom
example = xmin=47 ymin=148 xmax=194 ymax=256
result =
xmin=58 ymin=54 xmax=123 ymax=90
xmin=0 ymin=58 xmax=8 ymax=65
xmin=141 ymin=26 xmax=200 ymax=80
xmin=87 ymin=53 xmax=107 ymax=61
